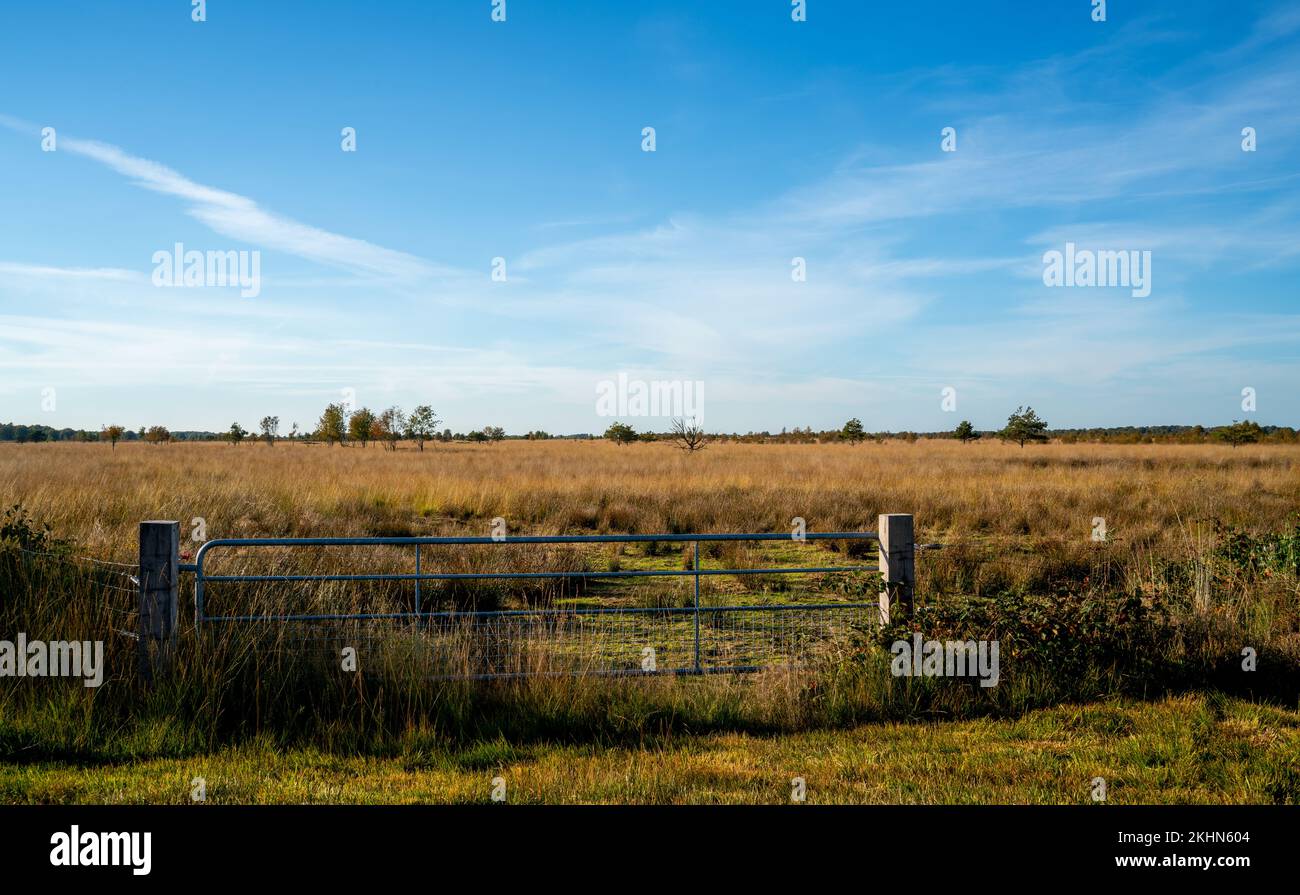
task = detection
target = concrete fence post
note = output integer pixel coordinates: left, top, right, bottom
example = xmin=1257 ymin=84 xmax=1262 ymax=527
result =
xmin=138 ymin=520 xmax=180 ymax=681
xmin=877 ymin=514 xmax=914 ymax=625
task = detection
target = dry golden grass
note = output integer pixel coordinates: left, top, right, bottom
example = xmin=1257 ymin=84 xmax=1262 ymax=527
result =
xmin=3 ymin=440 xmax=1299 ymax=805
xmin=4 ymin=440 xmax=1298 ymax=565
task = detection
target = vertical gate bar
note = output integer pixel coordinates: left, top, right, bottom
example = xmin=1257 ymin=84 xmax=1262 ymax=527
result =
xmin=414 ymin=543 xmax=422 ymax=620
xmin=693 ymin=541 xmax=701 ymax=673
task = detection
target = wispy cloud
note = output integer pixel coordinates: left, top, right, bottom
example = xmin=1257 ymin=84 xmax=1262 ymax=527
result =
xmin=0 ymin=114 xmax=454 ymax=283
xmin=0 ymin=262 xmax=141 ymax=282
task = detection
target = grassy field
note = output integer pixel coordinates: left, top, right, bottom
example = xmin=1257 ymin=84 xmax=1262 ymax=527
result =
xmin=2 ymin=439 xmax=1299 ymax=803
xmin=4 ymin=439 xmax=1299 ymax=557
xmin=4 ymin=695 xmax=1298 ymax=804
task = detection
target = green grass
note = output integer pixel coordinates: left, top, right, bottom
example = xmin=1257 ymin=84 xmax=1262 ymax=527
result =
xmin=3 ymin=695 xmax=1298 ymax=804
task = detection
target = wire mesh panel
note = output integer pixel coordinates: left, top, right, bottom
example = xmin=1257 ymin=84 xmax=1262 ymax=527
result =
xmin=206 ymin=604 xmax=875 ymax=678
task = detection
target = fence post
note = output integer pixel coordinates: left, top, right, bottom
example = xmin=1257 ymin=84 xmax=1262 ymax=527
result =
xmin=877 ymin=514 xmax=914 ymax=625
xmin=138 ymin=520 xmax=180 ymax=681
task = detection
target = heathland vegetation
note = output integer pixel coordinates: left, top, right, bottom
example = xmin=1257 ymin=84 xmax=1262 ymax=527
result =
xmin=1 ymin=436 xmax=1298 ymax=802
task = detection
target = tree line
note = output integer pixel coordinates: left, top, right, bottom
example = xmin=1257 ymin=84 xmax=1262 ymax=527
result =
xmin=1 ymin=409 xmax=1290 ymax=449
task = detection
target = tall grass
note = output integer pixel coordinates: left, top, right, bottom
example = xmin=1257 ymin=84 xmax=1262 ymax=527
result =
xmin=1 ymin=440 xmax=1298 ymax=765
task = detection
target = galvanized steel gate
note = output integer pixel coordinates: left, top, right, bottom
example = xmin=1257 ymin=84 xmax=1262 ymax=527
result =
xmin=160 ymin=517 xmax=916 ymax=678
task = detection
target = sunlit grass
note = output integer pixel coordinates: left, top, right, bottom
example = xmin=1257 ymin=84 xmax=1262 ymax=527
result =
xmin=4 ymin=695 xmax=1297 ymax=804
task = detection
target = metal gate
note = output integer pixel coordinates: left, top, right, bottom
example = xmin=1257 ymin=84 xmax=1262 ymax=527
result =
xmin=182 ymin=530 xmax=891 ymax=678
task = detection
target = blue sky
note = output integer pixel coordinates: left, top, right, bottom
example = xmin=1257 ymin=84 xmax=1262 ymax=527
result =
xmin=1 ymin=0 xmax=1298 ymax=434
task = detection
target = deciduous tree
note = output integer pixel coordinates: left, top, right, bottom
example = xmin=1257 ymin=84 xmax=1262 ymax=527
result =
xmin=317 ymin=404 xmax=346 ymax=445
xmin=349 ymin=407 xmax=376 ymax=447
xmin=604 ymin=422 xmax=637 ymax=445
xmin=405 ymin=405 xmax=440 ymax=452
xmin=259 ymin=415 xmax=279 ymax=446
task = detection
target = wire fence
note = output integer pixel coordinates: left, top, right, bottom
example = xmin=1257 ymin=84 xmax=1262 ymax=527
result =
xmin=244 ymin=602 xmax=878 ymax=678
xmin=8 ymin=545 xmax=140 ymax=639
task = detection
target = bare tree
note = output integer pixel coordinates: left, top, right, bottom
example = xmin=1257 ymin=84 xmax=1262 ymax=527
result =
xmin=669 ymin=417 xmax=710 ymax=453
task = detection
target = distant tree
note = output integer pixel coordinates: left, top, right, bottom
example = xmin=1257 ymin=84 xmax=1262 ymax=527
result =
xmin=604 ymin=422 xmax=638 ymax=446
xmin=1215 ymin=420 xmax=1262 ymax=448
xmin=145 ymin=425 xmax=172 ymax=445
xmin=349 ymin=407 xmax=376 ymax=447
xmin=377 ymin=406 xmax=406 ymax=451
xmin=317 ymin=403 xmax=347 ymax=445
xmin=998 ymin=406 xmax=1049 ymax=448
xmin=841 ymin=418 xmax=865 ymax=443
xmin=954 ymin=420 xmax=980 ymax=443
xmin=405 ymin=405 xmax=440 ymax=452
xmin=525 ymin=430 xmax=551 ymax=440
xmin=440 ymin=428 xmax=452 ymax=442
xmin=102 ymin=425 xmax=125 ymax=450
xmin=259 ymin=415 xmax=280 ymax=446
xmin=227 ymin=422 xmax=247 ymax=446
xmin=669 ymin=417 xmax=710 ymax=453
xmin=288 ymin=422 xmax=300 ymax=441
xmin=466 ymin=429 xmax=488 ymax=443
xmin=483 ymin=426 xmax=506 ymax=442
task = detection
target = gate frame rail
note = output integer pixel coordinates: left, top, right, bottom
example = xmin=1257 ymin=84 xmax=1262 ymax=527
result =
xmin=137 ymin=514 xmax=916 ymax=678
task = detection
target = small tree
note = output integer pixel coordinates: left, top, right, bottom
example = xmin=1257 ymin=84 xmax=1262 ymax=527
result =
xmin=670 ymin=417 xmax=710 ymax=453
xmin=604 ymin=422 xmax=638 ymax=445
xmin=377 ymin=406 xmax=406 ymax=452
xmin=228 ymin=422 xmax=247 ymax=446
xmin=998 ymin=406 xmax=1049 ymax=448
xmin=145 ymin=425 xmax=172 ymax=445
xmin=259 ymin=415 xmax=280 ymax=446
xmin=954 ymin=420 xmax=979 ymax=443
xmin=841 ymin=418 xmax=865 ymax=443
xmin=467 ymin=429 xmax=488 ymax=443
xmin=317 ymin=403 xmax=346 ymax=445
xmin=406 ymin=405 xmax=440 ymax=452
xmin=483 ymin=425 xmax=506 ymax=443
xmin=1216 ymin=420 xmax=1261 ymax=448
xmin=349 ymin=407 xmax=376 ymax=447
xmin=102 ymin=424 xmax=125 ymax=449
xmin=289 ymin=422 xmax=300 ymax=441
